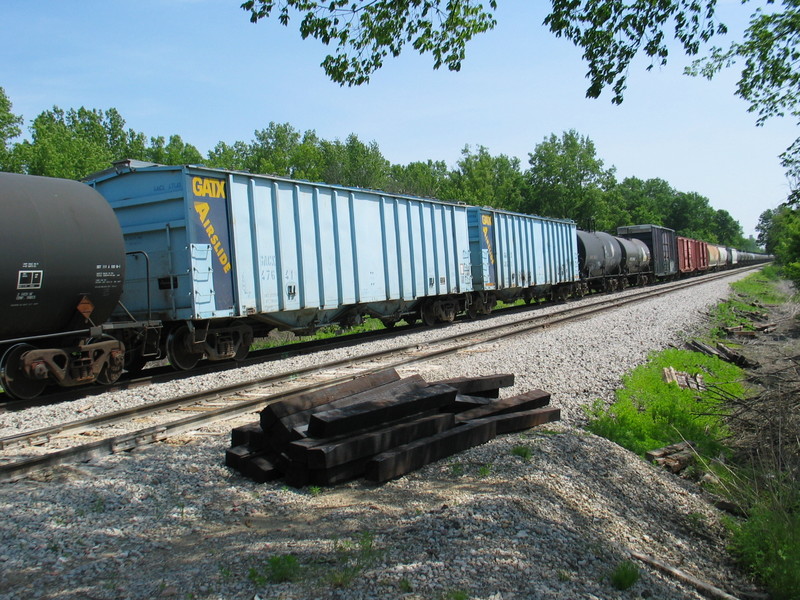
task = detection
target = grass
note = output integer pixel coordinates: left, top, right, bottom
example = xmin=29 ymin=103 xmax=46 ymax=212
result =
xmin=327 ymin=531 xmax=379 ymax=588
xmin=585 ymin=348 xmax=743 ymax=457
xmin=511 ymin=445 xmax=533 ymax=461
xmin=709 ymin=266 xmax=788 ymax=338
xmin=440 ymin=590 xmax=469 ymax=600
xmin=609 ymin=560 xmax=640 ymax=590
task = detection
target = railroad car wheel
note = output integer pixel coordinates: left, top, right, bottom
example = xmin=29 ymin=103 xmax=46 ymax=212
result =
xmin=231 ymin=323 xmax=253 ymax=362
xmin=88 ymin=335 xmax=124 ymax=386
xmin=421 ymin=303 xmax=437 ymax=326
xmin=166 ymin=326 xmax=201 ymax=371
xmin=467 ymin=302 xmax=480 ymax=320
xmin=0 ymin=344 xmax=47 ymax=400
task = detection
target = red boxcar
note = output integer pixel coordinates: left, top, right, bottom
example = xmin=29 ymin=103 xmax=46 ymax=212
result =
xmin=677 ymin=237 xmax=709 ymax=273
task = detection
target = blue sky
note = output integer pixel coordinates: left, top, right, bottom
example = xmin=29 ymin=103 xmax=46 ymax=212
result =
xmin=1 ymin=0 xmax=794 ymax=237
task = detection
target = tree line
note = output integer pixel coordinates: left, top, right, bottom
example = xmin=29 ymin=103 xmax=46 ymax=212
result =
xmin=0 ymin=87 xmax=756 ymax=250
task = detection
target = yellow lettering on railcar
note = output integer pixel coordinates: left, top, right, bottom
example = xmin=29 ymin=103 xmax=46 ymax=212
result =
xmin=482 ymin=215 xmax=493 ymax=226
xmin=192 ymin=176 xmax=226 ymax=198
xmin=193 ymin=201 xmax=232 ymax=273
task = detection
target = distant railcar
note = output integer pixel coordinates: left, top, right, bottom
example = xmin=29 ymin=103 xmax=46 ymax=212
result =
xmin=616 ymin=224 xmax=677 ymax=279
xmin=677 ymin=237 xmax=709 ymax=273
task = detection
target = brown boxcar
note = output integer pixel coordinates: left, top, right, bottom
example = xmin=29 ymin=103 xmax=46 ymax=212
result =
xmin=677 ymin=237 xmax=709 ymax=273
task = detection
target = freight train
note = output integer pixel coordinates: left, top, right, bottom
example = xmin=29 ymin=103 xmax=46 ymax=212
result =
xmin=0 ymin=162 xmax=771 ymax=399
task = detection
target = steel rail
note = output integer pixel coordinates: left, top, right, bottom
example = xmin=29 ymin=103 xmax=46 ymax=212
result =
xmin=0 ymin=267 xmax=758 ymax=482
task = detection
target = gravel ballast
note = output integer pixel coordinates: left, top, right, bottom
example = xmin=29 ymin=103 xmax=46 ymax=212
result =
xmin=0 ymin=272 xmax=765 ymax=600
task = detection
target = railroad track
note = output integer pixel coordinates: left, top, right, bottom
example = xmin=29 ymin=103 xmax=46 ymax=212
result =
xmin=0 ymin=267 xmax=758 ymax=482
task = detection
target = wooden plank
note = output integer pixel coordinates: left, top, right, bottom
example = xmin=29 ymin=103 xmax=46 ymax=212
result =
xmin=645 ymin=441 xmax=695 ymax=462
xmin=427 ymin=374 xmax=514 ymax=398
xmin=225 ymin=444 xmax=258 ymax=470
xmin=307 ymin=383 xmax=458 ymax=438
xmin=439 ymin=393 xmax=497 ymax=413
xmin=630 ymin=552 xmax=742 ymax=600
xmin=289 ymin=413 xmax=456 ymax=468
xmin=242 ymin=454 xmax=283 ymax=483
xmin=265 ymin=375 xmax=426 ymax=452
xmin=283 ymin=459 xmax=310 ymax=488
xmin=467 ymin=406 xmax=561 ymax=434
xmin=365 ymin=420 xmax=498 ymax=483
xmin=307 ymin=456 xmax=373 ymax=486
xmin=230 ymin=422 xmax=266 ymax=448
xmin=454 ymin=389 xmax=551 ymax=423
xmin=259 ymin=368 xmax=400 ymax=430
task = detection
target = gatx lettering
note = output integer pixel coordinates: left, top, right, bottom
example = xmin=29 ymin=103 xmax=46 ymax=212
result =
xmin=194 ymin=201 xmax=232 ymax=273
xmin=192 ymin=176 xmax=226 ymax=198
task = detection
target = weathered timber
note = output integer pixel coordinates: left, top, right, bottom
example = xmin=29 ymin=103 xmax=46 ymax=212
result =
xmin=427 ymin=374 xmax=514 ymax=398
xmin=439 ymin=393 xmax=497 ymax=413
xmin=467 ymin=406 xmax=561 ymax=434
xmin=716 ymin=343 xmax=760 ymax=369
xmin=365 ymin=420 xmax=498 ymax=483
xmin=259 ymin=368 xmax=400 ymax=430
xmin=283 ymin=459 xmax=310 ymax=488
xmin=662 ymin=367 xmax=706 ymax=391
xmin=225 ymin=444 xmax=258 ymax=469
xmin=646 ymin=441 xmax=696 ymax=472
xmin=266 ymin=375 xmax=427 ymax=451
xmin=307 ymin=456 xmax=373 ymax=486
xmin=289 ymin=413 xmax=456 ymax=468
xmin=645 ymin=441 xmax=695 ymax=462
xmin=454 ymin=389 xmax=551 ymax=423
xmin=630 ymin=552 xmax=742 ymax=600
xmin=655 ymin=450 xmax=694 ymax=473
xmin=231 ymin=422 xmax=267 ymax=449
xmin=686 ymin=340 xmax=723 ymax=359
xmin=306 ymin=383 xmax=457 ymax=438
xmin=242 ymin=454 xmax=283 ymax=483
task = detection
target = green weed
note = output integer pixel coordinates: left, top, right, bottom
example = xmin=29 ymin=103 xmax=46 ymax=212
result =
xmin=327 ymin=531 xmax=379 ymax=588
xmin=440 ymin=590 xmax=469 ymax=600
xmin=511 ymin=445 xmax=533 ymax=461
xmin=266 ymin=554 xmax=301 ymax=583
xmin=609 ymin=560 xmax=639 ymax=590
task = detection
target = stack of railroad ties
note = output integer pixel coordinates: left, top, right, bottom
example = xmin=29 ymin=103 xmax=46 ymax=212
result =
xmin=226 ymin=369 xmax=560 ymax=486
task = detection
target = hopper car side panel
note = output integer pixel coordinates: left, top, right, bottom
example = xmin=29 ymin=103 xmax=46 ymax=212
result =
xmin=97 ymin=165 xmax=473 ymax=332
xmin=468 ymin=208 xmax=578 ymax=293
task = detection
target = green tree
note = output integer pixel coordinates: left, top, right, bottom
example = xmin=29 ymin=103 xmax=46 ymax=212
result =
xmin=613 ymin=177 xmax=674 ymax=226
xmin=319 ymin=133 xmax=390 ymax=189
xmin=0 ymin=87 xmax=23 ymax=172
xmin=387 ymin=159 xmax=450 ymax=198
xmin=206 ymin=139 xmax=253 ymax=171
xmin=662 ymin=190 xmax=718 ymax=240
xmin=146 ymin=134 xmax=203 ymax=165
xmin=523 ymin=130 xmax=617 ymax=229
xmin=15 ymin=106 xmax=139 ymax=179
xmin=711 ymin=208 xmax=746 ymax=246
xmin=756 ymin=204 xmax=800 ymax=284
xmin=446 ymin=145 xmax=525 ymax=209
